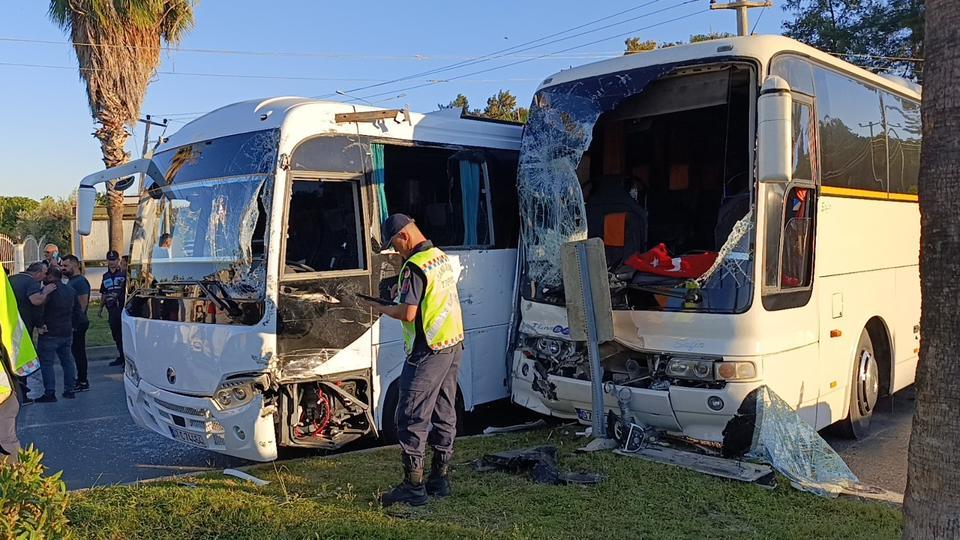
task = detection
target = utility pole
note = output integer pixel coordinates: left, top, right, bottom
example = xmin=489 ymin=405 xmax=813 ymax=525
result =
xmin=136 ymin=115 xmax=168 ymax=191
xmin=709 ymin=0 xmax=773 ymax=36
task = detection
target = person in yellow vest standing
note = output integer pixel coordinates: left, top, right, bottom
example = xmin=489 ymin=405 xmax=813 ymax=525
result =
xmin=360 ymin=214 xmax=464 ymax=507
xmin=0 ymin=268 xmax=41 ymax=465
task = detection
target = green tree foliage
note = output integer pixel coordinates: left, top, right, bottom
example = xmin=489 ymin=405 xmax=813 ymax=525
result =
xmin=624 ymin=32 xmax=735 ymax=53
xmin=0 ymin=197 xmax=39 ymax=237
xmin=0 ymin=446 xmax=71 ymax=538
xmin=439 ymin=90 xmax=528 ymax=122
xmin=782 ymin=0 xmax=924 ymax=80
xmin=625 ymin=37 xmax=657 ymax=53
xmin=14 ymin=197 xmax=74 ymax=255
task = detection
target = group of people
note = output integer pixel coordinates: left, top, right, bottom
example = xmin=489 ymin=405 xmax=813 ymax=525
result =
xmin=8 ymin=244 xmax=126 ymax=403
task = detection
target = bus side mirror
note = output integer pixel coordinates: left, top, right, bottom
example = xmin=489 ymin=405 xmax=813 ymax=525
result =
xmin=76 ymin=186 xmax=97 ymax=236
xmin=758 ymin=75 xmax=792 ymax=183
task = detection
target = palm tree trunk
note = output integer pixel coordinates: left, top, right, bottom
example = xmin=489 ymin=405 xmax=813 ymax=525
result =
xmin=95 ymin=124 xmax=130 ymax=253
xmin=904 ymin=0 xmax=960 ymax=537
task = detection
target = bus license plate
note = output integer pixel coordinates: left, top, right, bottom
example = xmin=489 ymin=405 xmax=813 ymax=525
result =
xmin=169 ymin=426 xmax=206 ymax=448
xmin=576 ymin=408 xmax=592 ymax=422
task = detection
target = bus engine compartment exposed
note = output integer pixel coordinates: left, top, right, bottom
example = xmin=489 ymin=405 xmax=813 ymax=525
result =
xmin=274 ymin=372 xmax=375 ymax=449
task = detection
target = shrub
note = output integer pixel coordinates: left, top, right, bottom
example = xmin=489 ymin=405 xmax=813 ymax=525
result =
xmin=0 ymin=445 xmax=70 ymax=539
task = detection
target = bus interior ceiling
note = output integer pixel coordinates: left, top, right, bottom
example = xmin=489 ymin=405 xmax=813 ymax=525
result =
xmin=581 ymin=66 xmax=752 ymax=271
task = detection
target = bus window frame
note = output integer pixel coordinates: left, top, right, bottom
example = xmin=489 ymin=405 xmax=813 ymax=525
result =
xmin=761 ymin=92 xmax=818 ymax=311
xmin=279 ymin=170 xmax=372 ymax=282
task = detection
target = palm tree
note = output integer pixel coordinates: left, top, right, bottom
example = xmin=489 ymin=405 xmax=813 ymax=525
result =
xmin=49 ymin=0 xmax=194 ymax=252
xmin=904 ymin=0 xmax=960 ymax=536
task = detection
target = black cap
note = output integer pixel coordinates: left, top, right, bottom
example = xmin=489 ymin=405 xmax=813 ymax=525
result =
xmin=106 ymin=250 xmax=120 ymax=261
xmin=380 ymin=214 xmax=414 ymax=250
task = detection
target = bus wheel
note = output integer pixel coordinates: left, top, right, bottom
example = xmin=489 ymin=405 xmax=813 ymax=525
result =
xmin=841 ymin=328 xmax=880 ymax=439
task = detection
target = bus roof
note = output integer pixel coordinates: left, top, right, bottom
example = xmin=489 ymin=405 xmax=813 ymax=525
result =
xmin=537 ymin=34 xmax=921 ymax=101
xmin=158 ymin=97 xmax=523 ymax=153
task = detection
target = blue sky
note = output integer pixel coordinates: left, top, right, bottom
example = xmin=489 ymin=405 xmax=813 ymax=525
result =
xmin=0 ymin=1 xmax=787 ymax=200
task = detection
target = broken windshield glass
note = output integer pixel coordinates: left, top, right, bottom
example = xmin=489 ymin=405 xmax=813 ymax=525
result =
xmin=518 ymin=60 xmax=755 ymax=312
xmin=519 ymin=64 xmax=675 ymax=298
xmin=129 ymin=129 xmax=279 ymax=299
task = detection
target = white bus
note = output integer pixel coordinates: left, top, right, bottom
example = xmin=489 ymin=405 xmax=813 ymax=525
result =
xmin=76 ymin=98 xmax=522 ymax=461
xmin=510 ymin=35 xmax=921 ymax=443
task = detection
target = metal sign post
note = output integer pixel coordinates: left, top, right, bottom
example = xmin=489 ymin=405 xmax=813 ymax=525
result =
xmin=561 ymin=238 xmax=614 ymax=440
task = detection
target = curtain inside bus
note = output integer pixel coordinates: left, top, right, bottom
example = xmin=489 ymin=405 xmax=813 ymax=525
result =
xmin=459 ymin=159 xmax=482 ymax=245
xmin=371 ymin=143 xmax=389 ymax=225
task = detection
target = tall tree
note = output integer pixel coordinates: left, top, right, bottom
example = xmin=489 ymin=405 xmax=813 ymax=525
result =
xmin=440 ymin=93 xmax=471 ymax=113
xmin=904 ymin=0 xmax=960 ymax=536
xmin=782 ymin=0 xmax=924 ymax=80
xmin=483 ymin=90 xmax=527 ymax=122
xmin=49 ymin=0 xmax=195 ymax=252
xmin=624 ymin=37 xmax=657 ymax=53
xmin=0 ymin=197 xmax=39 ymax=237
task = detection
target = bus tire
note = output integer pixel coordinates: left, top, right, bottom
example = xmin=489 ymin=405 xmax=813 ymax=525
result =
xmin=840 ymin=328 xmax=880 ymax=439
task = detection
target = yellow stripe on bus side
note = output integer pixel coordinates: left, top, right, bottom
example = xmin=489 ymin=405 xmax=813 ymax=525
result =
xmin=820 ymin=186 xmax=918 ymax=202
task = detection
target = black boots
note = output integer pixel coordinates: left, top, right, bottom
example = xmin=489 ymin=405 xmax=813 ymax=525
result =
xmin=380 ymin=455 xmax=428 ymax=507
xmin=426 ymin=452 xmax=452 ymax=498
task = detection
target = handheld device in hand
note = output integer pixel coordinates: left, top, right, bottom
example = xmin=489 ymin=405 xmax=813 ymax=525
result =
xmin=356 ymin=293 xmax=397 ymax=306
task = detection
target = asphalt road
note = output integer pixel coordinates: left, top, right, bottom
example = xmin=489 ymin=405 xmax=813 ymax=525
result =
xmin=16 ymin=353 xmax=249 ymax=490
xmin=16 ymin=348 xmax=916 ymax=493
xmin=822 ymin=387 xmax=916 ymax=494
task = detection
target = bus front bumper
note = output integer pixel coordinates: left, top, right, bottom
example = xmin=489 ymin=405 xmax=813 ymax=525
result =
xmin=512 ymin=356 xmax=760 ymax=443
xmin=123 ymin=376 xmax=278 ymax=462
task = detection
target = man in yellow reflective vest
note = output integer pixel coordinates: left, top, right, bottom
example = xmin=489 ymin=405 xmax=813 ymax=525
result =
xmin=1 ymin=268 xmax=41 ymax=465
xmin=360 ymin=214 xmax=464 ymax=507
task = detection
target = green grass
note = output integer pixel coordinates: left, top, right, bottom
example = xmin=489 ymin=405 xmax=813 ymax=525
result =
xmin=65 ymin=428 xmax=902 ymax=539
xmin=85 ymin=301 xmax=113 ymax=348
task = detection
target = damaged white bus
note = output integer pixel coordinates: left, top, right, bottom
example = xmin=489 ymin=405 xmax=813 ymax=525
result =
xmin=511 ymin=35 xmax=921 ymax=444
xmin=76 ymin=98 xmax=521 ymax=461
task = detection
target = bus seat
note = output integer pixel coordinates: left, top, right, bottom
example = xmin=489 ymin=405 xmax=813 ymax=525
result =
xmin=586 ymin=177 xmax=648 ymax=266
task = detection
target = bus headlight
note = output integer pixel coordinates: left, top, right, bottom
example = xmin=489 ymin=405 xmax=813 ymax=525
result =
xmin=214 ymin=379 xmax=257 ymax=410
xmin=666 ymin=358 xmax=715 ymax=381
xmin=124 ymin=357 xmax=140 ymax=386
xmin=715 ymin=361 xmax=757 ymax=381
xmin=533 ymin=337 xmax=564 ymax=357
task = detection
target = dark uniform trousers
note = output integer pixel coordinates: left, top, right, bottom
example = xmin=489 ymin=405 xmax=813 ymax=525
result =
xmin=396 ymin=344 xmax=462 ymax=472
xmin=107 ymin=308 xmax=124 ymax=359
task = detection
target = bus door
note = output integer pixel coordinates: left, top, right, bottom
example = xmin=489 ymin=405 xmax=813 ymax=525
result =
xmin=276 ymin=172 xmax=375 ymax=373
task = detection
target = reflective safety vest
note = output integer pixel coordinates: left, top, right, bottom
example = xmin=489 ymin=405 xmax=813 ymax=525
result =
xmin=398 ymin=247 xmax=464 ymax=355
xmin=0 ymin=270 xmax=39 ymax=405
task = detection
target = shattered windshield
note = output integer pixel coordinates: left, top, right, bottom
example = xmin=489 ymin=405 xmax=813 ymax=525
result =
xmin=129 ymin=129 xmax=279 ymax=298
xmin=518 ymin=60 xmax=755 ymax=313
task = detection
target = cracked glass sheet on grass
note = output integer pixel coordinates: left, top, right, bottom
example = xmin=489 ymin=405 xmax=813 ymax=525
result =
xmin=724 ymin=386 xmax=860 ymax=498
xmin=518 ymin=64 xmax=674 ymax=291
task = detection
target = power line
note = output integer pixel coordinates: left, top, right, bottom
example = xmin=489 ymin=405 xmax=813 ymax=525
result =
xmin=0 ymin=61 xmax=543 ymax=83
xmin=0 ymin=36 xmax=623 ymax=62
xmin=351 ymin=5 xmax=706 ymax=102
xmin=319 ymin=0 xmax=670 ymax=98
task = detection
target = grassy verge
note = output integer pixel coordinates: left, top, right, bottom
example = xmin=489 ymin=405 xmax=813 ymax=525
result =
xmin=65 ymin=428 xmax=901 ymax=539
xmin=85 ymin=301 xmax=113 ymax=348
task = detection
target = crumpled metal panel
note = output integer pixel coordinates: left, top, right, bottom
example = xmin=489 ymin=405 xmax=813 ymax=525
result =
xmin=517 ymin=64 xmax=674 ymax=293
xmin=739 ymin=386 xmax=860 ymax=497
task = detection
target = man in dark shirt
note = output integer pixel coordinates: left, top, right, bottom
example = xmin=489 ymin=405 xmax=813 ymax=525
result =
xmin=100 ymin=250 xmax=126 ymax=367
xmin=35 ymin=267 xmax=80 ymax=402
xmin=62 ymin=255 xmax=92 ymax=391
xmin=8 ymin=262 xmax=50 ymax=335
xmin=8 ymin=262 xmax=56 ymax=402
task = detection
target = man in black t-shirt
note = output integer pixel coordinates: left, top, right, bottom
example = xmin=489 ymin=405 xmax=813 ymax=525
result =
xmin=8 ymin=261 xmax=56 ymax=402
xmin=63 ymin=255 xmax=92 ymax=391
xmin=35 ymin=267 xmax=80 ymax=402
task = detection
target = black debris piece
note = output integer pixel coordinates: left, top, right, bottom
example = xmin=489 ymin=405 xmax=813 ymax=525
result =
xmin=474 ymin=446 xmax=605 ymax=486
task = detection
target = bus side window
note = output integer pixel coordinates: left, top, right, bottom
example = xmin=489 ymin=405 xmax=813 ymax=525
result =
xmin=780 ymin=188 xmax=815 ymax=289
xmin=284 ymin=178 xmax=366 ymax=274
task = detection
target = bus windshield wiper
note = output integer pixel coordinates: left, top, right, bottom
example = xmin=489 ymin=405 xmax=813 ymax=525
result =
xmin=194 ymin=279 xmax=243 ymax=317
